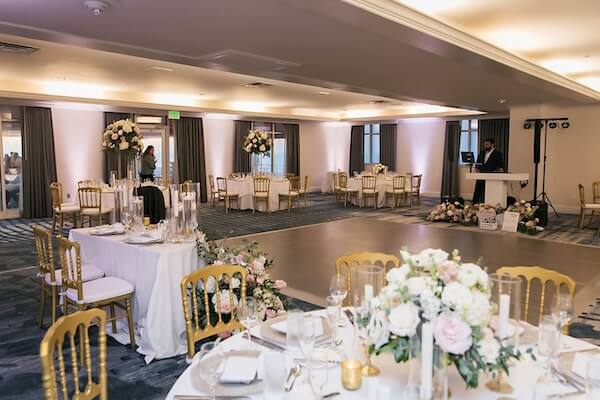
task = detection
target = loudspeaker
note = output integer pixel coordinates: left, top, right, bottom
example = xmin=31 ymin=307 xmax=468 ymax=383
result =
xmin=533 ymin=120 xmax=542 ymax=164
xmin=532 ymin=200 xmax=548 ymax=227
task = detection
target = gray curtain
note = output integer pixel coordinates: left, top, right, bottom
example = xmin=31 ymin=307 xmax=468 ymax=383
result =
xmin=233 ymin=120 xmax=252 ymax=173
xmin=283 ymin=123 xmax=300 ymax=175
xmin=103 ymin=112 xmax=132 ymax=181
xmin=380 ymin=124 xmax=397 ymax=170
xmin=479 ymin=118 xmax=510 ymax=170
xmin=175 ymin=117 xmax=208 ymax=203
xmin=440 ymin=120 xmax=461 ymax=199
xmin=22 ymin=106 xmax=57 ymax=218
xmin=349 ymin=125 xmax=364 ymax=174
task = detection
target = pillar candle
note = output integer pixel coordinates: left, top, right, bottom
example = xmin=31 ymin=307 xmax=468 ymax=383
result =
xmin=364 ymin=284 xmax=373 ymax=301
xmin=420 ymin=322 xmax=433 ymax=399
xmin=499 ymin=294 xmax=510 ymax=338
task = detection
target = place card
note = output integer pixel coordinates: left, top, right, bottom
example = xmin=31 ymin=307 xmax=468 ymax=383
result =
xmin=219 ymin=355 xmax=258 ymax=384
xmin=502 ymin=211 xmax=520 ymax=232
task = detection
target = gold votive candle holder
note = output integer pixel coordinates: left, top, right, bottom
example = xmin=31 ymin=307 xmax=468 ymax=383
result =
xmin=341 ymin=359 xmax=362 ymax=390
xmin=143 ymin=217 xmax=150 ymax=227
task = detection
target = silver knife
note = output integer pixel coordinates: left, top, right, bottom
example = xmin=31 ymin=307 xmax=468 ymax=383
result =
xmin=250 ymin=334 xmax=286 ymax=351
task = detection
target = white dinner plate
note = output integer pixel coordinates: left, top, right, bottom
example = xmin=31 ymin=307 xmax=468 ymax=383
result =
xmin=90 ymin=225 xmax=126 ymax=236
xmin=125 ymin=232 xmax=164 ymax=245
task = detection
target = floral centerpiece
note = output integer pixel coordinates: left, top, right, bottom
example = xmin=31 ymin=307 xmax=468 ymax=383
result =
xmin=196 ymin=231 xmax=287 ymax=322
xmin=356 ymin=248 xmax=522 ymax=389
xmin=243 ymin=129 xmax=272 ymax=156
xmin=372 ymin=163 xmax=386 ymax=175
xmin=102 ymin=119 xmax=143 ymax=156
xmin=507 ymin=200 xmax=544 ymax=235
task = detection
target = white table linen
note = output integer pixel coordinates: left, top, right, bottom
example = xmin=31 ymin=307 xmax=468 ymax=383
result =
xmin=69 ymin=228 xmax=203 ymax=362
xmin=348 ymin=175 xmax=410 ymax=208
xmin=226 ymin=177 xmax=291 ymax=211
xmin=166 ymin=309 xmax=597 ymax=400
xmin=99 ymin=185 xmax=170 ymax=209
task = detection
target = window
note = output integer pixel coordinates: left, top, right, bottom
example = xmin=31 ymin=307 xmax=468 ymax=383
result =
xmin=251 ymin=122 xmax=286 ymax=176
xmin=459 ymin=119 xmax=478 ymax=164
xmin=363 ymin=123 xmax=380 ymax=164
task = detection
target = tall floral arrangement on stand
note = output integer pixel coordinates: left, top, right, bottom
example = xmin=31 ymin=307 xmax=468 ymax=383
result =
xmin=196 ymin=230 xmax=287 ymax=324
xmin=372 ymin=163 xmax=386 ymax=175
xmin=243 ymin=129 xmax=272 ymax=156
xmin=355 ymin=248 xmax=523 ymax=389
xmin=102 ymin=119 xmax=143 ymax=156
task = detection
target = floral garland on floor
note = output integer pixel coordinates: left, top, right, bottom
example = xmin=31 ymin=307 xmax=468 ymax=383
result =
xmin=356 ymin=248 xmax=526 ymax=389
xmin=507 ymin=200 xmax=544 ymax=235
xmin=243 ymin=129 xmax=272 ymax=156
xmin=196 ymin=230 xmax=287 ymax=322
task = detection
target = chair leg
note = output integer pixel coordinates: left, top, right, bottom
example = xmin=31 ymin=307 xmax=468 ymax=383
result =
xmin=51 ymin=213 xmax=57 ymax=234
xmin=252 ymin=198 xmax=255 ymax=214
xmin=225 ymin=197 xmax=229 ymax=214
xmin=110 ymin=303 xmax=117 ymax=333
xmin=304 ymin=193 xmax=308 ymax=207
xmin=288 ymin=196 xmax=291 ymax=212
xmin=373 ymin=194 xmax=377 ymax=209
xmin=51 ymin=286 xmax=57 ymax=325
xmin=579 ymin=209 xmax=585 ymax=230
xmin=38 ymin=282 xmax=46 ymax=328
xmin=125 ymin=297 xmax=136 ymax=349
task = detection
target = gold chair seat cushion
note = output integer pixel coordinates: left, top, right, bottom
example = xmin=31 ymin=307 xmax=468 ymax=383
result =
xmin=281 ymin=191 xmax=299 ymax=196
xmin=340 ymin=188 xmax=358 ymax=193
xmin=82 ymin=207 xmax=113 ymax=215
xmin=45 ymin=263 xmax=105 ymax=286
xmin=55 ymin=203 xmax=80 ymax=213
xmin=584 ymin=203 xmax=600 ymax=209
xmin=66 ymin=276 xmax=134 ymax=304
xmin=362 ymin=189 xmax=378 ymax=194
xmin=221 ymin=192 xmax=239 ymax=197
xmin=254 ymin=193 xmax=269 ymax=198
xmin=298 ymin=189 xmax=306 ymax=194
xmin=386 ymin=189 xmax=406 ymax=194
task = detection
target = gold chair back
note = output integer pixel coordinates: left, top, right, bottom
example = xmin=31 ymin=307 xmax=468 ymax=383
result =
xmin=361 ymin=175 xmax=376 ymax=191
xmin=333 ymin=173 xmax=340 ymax=189
xmin=182 ymin=180 xmax=193 ymax=193
xmin=78 ymin=187 xmax=102 ymax=212
xmin=411 ymin=174 xmax=422 ymax=191
xmin=216 ymin=177 xmax=228 ymax=194
xmin=302 ymin=176 xmax=308 ymax=191
xmin=392 ymin=175 xmax=407 ymax=191
xmin=288 ymin=176 xmax=301 ymax=193
xmin=180 ymin=264 xmax=247 ymax=358
xmin=50 ymin=182 xmax=63 ymax=210
xmin=253 ymin=177 xmax=270 ymax=195
xmin=496 ymin=266 xmax=576 ymax=325
xmin=338 ymin=172 xmax=349 ymax=189
xmin=593 ymin=181 xmax=600 ymax=203
xmin=40 ymin=308 xmax=108 ymax=400
xmin=286 ymin=173 xmax=296 ymax=179
xmin=335 ymin=252 xmax=400 ymax=306
xmin=33 ymin=226 xmax=56 ymax=282
xmin=578 ymin=184 xmax=586 ymax=207
xmin=77 ymin=180 xmax=97 ymax=189
xmin=57 ymin=237 xmax=85 ymax=302
xmin=208 ymin=175 xmax=216 ymax=193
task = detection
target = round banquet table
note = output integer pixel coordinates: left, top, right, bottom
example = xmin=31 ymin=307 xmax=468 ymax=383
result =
xmin=348 ymin=175 xmax=411 ymax=208
xmin=226 ymin=177 xmax=291 ymax=212
xmin=166 ymin=309 xmax=597 ymax=399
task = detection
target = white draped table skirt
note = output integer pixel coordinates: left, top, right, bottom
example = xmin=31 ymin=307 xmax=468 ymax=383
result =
xmin=226 ymin=178 xmax=291 ymax=212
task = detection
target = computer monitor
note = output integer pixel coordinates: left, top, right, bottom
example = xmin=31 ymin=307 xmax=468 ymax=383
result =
xmin=461 ymin=151 xmax=475 ymax=164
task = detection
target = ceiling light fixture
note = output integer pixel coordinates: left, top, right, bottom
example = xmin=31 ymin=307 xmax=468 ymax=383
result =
xmin=146 ymin=66 xmax=174 ymax=72
xmin=317 ymin=91 xmax=330 ymax=95
xmin=84 ymin=0 xmax=109 ymax=16
xmin=497 ymin=98 xmax=507 ymax=104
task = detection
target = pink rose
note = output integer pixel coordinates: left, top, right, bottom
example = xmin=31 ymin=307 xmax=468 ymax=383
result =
xmin=434 ymin=312 xmax=472 ymax=355
xmin=213 ymin=260 xmax=224 ymax=265
xmin=256 ymin=276 xmax=265 ymax=285
xmin=274 ymin=280 xmax=287 ymax=289
xmin=438 ymin=261 xmax=459 ymax=284
xmin=247 ymin=273 xmax=255 ymax=283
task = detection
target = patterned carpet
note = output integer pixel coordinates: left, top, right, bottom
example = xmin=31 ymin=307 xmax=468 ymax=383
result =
xmin=1 ymin=193 xmax=599 ymax=399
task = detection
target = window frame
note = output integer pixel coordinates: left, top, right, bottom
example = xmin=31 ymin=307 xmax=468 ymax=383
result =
xmin=363 ymin=123 xmax=381 ymax=165
xmin=459 ymin=119 xmax=478 ymax=165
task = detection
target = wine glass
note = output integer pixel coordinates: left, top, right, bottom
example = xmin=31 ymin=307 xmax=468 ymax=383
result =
xmin=552 ymin=293 xmax=573 ymax=332
xmin=197 ymin=342 xmax=224 ymax=400
xmin=533 ymin=316 xmax=562 ymax=399
xmin=237 ymin=296 xmax=258 ymax=348
xmin=299 ymin=315 xmax=316 ymax=361
xmin=121 ymin=208 xmax=133 ymax=231
xmin=308 ymin=357 xmax=330 ymax=398
xmin=329 ymin=275 xmax=348 ymax=326
xmin=325 ymin=301 xmax=340 ymax=349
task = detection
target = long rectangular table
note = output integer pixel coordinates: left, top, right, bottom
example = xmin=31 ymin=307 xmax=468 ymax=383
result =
xmin=69 ymin=228 xmax=203 ymax=363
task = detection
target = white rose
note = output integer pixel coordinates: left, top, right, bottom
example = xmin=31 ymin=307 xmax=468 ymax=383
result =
xmin=259 ymin=144 xmax=266 ymax=152
xmin=134 ymin=126 xmax=140 ymax=134
xmin=388 ymin=302 xmax=420 ymax=337
xmin=118 ymin=141 xmax=129 ymax=150
xmin=205 ymin=276 xmax=216 ymax=293
xmin=407 ymin=276 xmax=428 ymax=297
xmin=248 ymin=132 xmax=255 ymax=139
xmin=118 ymin=129 xmax=123 ymax=136
xmin=441 ymin=282 xmax=472 ymax=311
xmin=244 ymin=144 xmax=252 ymax=152
xmin=463 ymin=291 xmax=490 ymax=326
xmin=123 ymin=123 xmax=133 ymax=133
xmin=478 ymin=328 xmax=501 ymax=364
xmin=386 ymin=265 xmax=409 ymax=285
xmin=458 ymin=263 xmax=485 ymax=288
xmin=420 ymin=288 xmax=441 ymax=321
xmin=231 ymin=277 xmax=241 ymax=289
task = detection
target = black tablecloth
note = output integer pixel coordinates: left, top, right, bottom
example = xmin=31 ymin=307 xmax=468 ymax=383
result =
xmin=133 ymin=186 xmax=166 ymax=224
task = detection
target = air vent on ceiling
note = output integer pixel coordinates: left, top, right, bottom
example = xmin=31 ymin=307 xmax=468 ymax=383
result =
xmin=369 ymin=100 xmax=391 ymax=104
xmin=244 ymin=82 xmax=273 ymax=88
xmin=0 ymin=41 xmax=39 ymax=54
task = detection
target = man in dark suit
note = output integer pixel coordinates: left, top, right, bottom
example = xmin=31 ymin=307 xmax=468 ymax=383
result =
xmin=472 ymin=138 xmax=504 ymax=204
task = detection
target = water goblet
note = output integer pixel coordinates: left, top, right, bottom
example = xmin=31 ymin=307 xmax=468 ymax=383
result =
xmin=197 ymin=342 xmax=224 ymax=400
xmin=329 ymin=275 xmax=347 ymax=326
xmin=237 ymin=296 xmax=258 ymax=349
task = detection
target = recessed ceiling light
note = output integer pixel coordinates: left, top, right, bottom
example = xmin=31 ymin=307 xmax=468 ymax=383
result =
xmin=369 ymin=100 xmax=390 ymax=104
xmin=83 ymin=0 xmax=109 ymax=16
xmin=317 ymin=91 xmax=330 ymax=95
xmin=584 ymin=54 xmax=591 ymax=58
xmin=497 ymin=98 xmax=507 ymax=104
xmin=146 ymin=66 xmax=174 ymax=72
xmin=244 ymin=82 xmax=273 ymax=88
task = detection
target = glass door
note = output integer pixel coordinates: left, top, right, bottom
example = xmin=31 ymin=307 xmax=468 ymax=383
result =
xmin=0 ymin=106 xmax=23 ymax=219
xmin=137 ymin=124 xmax=173 ymax=184
xmin=251 ymin=122 xmax=286 ymax=176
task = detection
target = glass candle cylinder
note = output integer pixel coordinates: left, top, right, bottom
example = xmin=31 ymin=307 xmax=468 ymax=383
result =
xmin=130 ymin=196 xmax=144 ymax=232
xmin=352 ymin=265 xmax=384 ymax=308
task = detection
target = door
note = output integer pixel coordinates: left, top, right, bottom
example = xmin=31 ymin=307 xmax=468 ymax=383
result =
xmin=137 ymin=125 xmax=174 ymax=184
xmin=0 ymin=107 xmax=23 ymax=219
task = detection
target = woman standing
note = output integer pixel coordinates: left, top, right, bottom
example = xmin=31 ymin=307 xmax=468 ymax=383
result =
xmin=140 ymin=145 xmax=156 ymax=182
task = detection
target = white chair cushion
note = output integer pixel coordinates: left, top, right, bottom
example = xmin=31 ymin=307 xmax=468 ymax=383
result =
xmin=298 ymin=189 xmax=306 ymax=194
xmin=82 ymin=207 xmax=113 ymax=215
xmin=45 ymin=263 xmax=105 ymax=286
xmin=362 ymin=189 xmax=377 ymax=194
xmin=386 ymin=189 xmax=405 ymax=194
xmin=340 ymin=188 xmax=358 ymax=193
xmin=66 ymin=276 xmax=134 ymax=304
xmin=584 ymin=203 xmax=600 ymax=209
xmin=223 ymin=192 xmax=238 ymax=197
xmin=55 ymin=203 xmax=80 ymax=213
xmin=254 ymin=193 xmax=269 ymax=198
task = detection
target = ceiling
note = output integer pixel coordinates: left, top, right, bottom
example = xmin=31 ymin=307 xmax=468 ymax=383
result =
xmin=396 ymin=0 xmax=600 ymax=92
xmin=0 ymin=0 xmax=597 ymax=119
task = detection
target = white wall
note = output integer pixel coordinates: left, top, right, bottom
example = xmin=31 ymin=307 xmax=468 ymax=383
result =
xmin=52 ymin=107 xmax=104 ymax=202
xmin=203 ymin=116 xmax=235 ymax=183
xmin=396 ymin=118 xmax=446 ymax=197
xmin=509 ymin=103 xmax=600 ymax=213
xmin=299 ymin=121 xmax=351 ymax=191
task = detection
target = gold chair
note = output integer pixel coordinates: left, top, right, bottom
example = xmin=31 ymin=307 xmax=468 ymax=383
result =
xmin=180 ymin=264 xmax=247 ymax=359
xmin=216 ymin=177 xmax=239 ymax=213
xmin=298 ymin=176 xmax=309 ymax=207
xmin=409 ymin=174 xmax=423 ymax=206
xmin=496 ymin=266 xmax=576 ymax=326
xmin=338 ymin=172 xmax=358 ymax=208
xmin=77 ymin=179 xmax=97 ymax=189
xmin=278 ymin=176 xmax=300 ymax=212
xmin=361 ymin=175 xmax=378 ymax=209
xmin=40 ymin=308 xmax=108 ymax=400
xmin=252 ymin=177 xmax=271 ymax=213
xmin=593 ymin=181 xmax=600 ymax=204
xmin=78 ymin=187 xmax=112 ymax=227
xmin=50 ymin=182 xmax=79 ymax=233
xmin=182 ymin=180 xmax=193 ymax=193
xmin=58 ymin=237 xmax=136 ymax=348
xmin=208 ymin=175 xmax=219 ymax=208
xmin=332 ymin=173 xmax=342 ymax=204
xmin=34 ymin=226 xmax=104 ymax=327
xmin=286 ymin=173 xmax=296 ymax=179
xmin=385 ymin=175 xmax=407 ymax=208
xmin=335 ymin=252 xmax=400 ymax=306
xmin=577 ymin=184 xmax=600 ymax=230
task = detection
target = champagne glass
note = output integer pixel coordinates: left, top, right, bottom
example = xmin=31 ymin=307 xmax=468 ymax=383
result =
xmin=197 ymin=342 xmax=224 ymax=400
xmin=237 ymin=296 xmax=258 ymax=348
xmin=299 ymin=315 xmax=316 ymax=360
xmin=325 ymin=301 xmax=340 ymax=349
xmin=533 ymin=316 xmax=562 ymax=399
xmin=308 ymin=357 xmax=330 ymax=398
xmin=121 ymin=208 xmax=133 ymax=231
xmin=551 ymin=293 xmax=573 ymax=334
xmin=329 ymin=275 xmax=347 ymax=326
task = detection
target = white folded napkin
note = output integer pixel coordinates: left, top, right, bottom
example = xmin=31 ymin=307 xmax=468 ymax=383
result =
xmin=219 ymin=355 xmax=258 ymax=384
xmin=127 ymin=231 xmax=163 ymax=244
xmin=271 ymin=318 xmax=324 ymax=336
xmin=572 ymin=352 xmax=600 ymax=378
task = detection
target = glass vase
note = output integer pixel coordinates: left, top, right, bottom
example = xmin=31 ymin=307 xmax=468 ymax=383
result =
xmin=130 ymin=196 xmax=144 ymax=232
xmin=408 ymin=334 xmax=449 ymax=400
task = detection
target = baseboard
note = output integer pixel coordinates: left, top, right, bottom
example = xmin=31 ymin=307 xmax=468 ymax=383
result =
xmin=421 ymin=191 xmax=440 ymax=198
